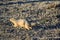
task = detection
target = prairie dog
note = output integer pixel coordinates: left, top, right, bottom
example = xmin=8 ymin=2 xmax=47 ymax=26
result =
xmin=9 ymin=18 xmax=32 ymax=30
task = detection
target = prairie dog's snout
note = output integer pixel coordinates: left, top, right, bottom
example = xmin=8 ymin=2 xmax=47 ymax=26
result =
xmin=9 ymin=18 xmax=32 ymax=30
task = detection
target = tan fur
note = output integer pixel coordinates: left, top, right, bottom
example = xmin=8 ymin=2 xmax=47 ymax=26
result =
xmin=9 ymin=18 xmax=32 ymax=30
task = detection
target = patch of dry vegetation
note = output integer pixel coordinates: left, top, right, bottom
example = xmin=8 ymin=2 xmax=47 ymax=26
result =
xmin=0 ymin=1 xmax=60 ymax=40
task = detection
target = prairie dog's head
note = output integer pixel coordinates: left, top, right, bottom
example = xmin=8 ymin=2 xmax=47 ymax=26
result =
xmin=9 ymin=18 xmax=16 ymax=21
xmin=9 ymin=18 xmax=18 ymax=27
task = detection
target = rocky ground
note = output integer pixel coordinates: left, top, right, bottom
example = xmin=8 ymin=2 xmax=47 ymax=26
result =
xmin=0 ymin=1 xmax=60 ymax=40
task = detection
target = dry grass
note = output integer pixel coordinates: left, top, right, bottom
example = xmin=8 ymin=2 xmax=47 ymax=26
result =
xmin=0 ymin=1 xmax=60 ymax=40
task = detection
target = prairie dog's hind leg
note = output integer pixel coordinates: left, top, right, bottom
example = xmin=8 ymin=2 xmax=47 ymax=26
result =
xmin=25 ymin=21 xmax=32 ymax=30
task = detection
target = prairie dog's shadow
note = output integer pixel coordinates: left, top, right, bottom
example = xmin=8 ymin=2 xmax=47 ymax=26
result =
xmin=5 ymin=20 xmax=13 ymax=26
xmin=32 ymin=25 xmax=44 ymax=30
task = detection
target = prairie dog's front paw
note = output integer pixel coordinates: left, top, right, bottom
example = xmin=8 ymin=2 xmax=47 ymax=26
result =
xmin=13 ymin=25 xmax=18 ymax=27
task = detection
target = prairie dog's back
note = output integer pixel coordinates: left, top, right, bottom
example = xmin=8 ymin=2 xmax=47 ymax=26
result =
xmin=17 ymin=19 xmax=25 ymax=27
